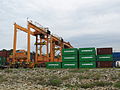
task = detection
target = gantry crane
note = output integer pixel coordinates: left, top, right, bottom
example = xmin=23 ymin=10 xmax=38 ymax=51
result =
xmin=12 ymin=20 xmax=73 ymax=67
xmin=27 ymin=21 xmax=51 ymax=66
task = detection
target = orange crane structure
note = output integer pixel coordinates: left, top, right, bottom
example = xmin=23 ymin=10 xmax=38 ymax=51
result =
xmin=12 ymin=20 xmax=73 ymax=67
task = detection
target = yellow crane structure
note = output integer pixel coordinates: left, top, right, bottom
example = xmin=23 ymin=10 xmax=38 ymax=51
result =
xmin=12 ymin=20 xmax=73 ymax=67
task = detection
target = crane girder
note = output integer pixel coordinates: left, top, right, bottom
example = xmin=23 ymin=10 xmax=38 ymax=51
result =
xmin=14 ymin=23 xmax=34 ymax=36
xmin=63 ymin=42 xmax=73 ymax=48
xmin=28 ymin=21 xmax=48 ymax=35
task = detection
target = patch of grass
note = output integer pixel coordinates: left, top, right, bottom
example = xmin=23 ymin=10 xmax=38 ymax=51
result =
xmin=48 ymin=76 xmax=62 ymax=87
xmin=93 ymin=81 xmax=113 ymax=87
xmin=61 ymin=74 xmax=73 ymax=80
xmin=80 ymin=81 xmax=113 ymax=89
xmin=92 ymin=74 xmax=101 ymax=80
xmin=4 ymin=69 xmax=13 ymax=73
xmin=65 ymin=82 xmax=80 ymax=89
xmin=0 ymin=75 xmax=7 ymax=83
xmin=69 ymin=69 xmax=89 ymax=73
xmin=78 ymin=74 xmax=92 ymax=80
xmin=118 ymin=73 xmax=120 ymax=77
xmin=80 ymin=83 xmax=94 ymax=89
xmin=28 ymin=76 xmax=46 ymax=85
xmin=61 ymin=76 xmax=70 ymax=80
xmin=114 ymin=81 xmax=120 ymax=89
xmin=65 ymin=84 xmax=75 ymax=88
xmin=111 ymin=76 xmax=118 ymax=81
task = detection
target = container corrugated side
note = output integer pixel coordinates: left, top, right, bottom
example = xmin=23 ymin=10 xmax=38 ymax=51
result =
xmin=79 ymin=55 xmax=96 ymax=62
xmin=62 ymin=62 xmax=78 ymax=68
xmin=46 ymin=62 xmax=61 ymax=68
xmin=79 ymin=48 xmax=96 ymax=55
xmin=62 ymin=55 xmax=78 ymax=62
xmin=97 ymin=55 xmax=113 ymax=61
xmin=62 ymin=48 xmax=78 ymax=55
xmin=96 ymin=61 xmax=113 ymax=68
xmin=97 ymin=48 xmax=112 ymax=55
xmin=0 ymin=56 xmax=2 ymax=65
xmin=79 ymin=62 xmax=96 ymax=68
xmin=113 ymin=52 xmax=120 ymax=58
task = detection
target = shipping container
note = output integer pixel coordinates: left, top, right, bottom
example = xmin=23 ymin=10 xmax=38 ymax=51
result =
xmin=79 ymin=55 xmax=96 ymax=62
xmin=0 ymin=56 xmax=2 ymax=65
xmin=79 ymin=48 xmax=96 ymax=55
xmin=113 ymin=52 xmax=120 ymax=61
xmin=2 ymin=57 xmax=6 ymax=64
xmin=62 ymin=62 xmax=78 ymax=68
xmin=79 ymin=62 xmax=96 ymax=68
xmin=97 ymin=55 xmax=113 ymax=61
xmin=0 ymin=50 xmax=12 ymax=58
xmin=46 ymin=62 xmax=61 ymax=68
xmin=62 ymin=48 xmax=78 ymax=55
xmin=0 ymin=56 xmax=7 ymax=65
xmin=97 ymin=48 xmax=112 ymax=55
xmin=62 ymin=55 xmax=78 ymax=62
xmin=96 ymin=61 xmax=113 ymax=68
xmin=113 ymin=58 xmax=120 ymax=61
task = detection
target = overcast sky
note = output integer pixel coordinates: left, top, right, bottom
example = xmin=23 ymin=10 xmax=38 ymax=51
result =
xmin=0 ymin=0 xmax=120 ymax=51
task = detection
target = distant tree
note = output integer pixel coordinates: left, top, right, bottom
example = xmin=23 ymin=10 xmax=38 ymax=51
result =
xmin=2 ymin=49 xmax=7 ymax=51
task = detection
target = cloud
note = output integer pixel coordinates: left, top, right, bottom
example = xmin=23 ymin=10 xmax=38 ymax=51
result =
xmin=68 ymin=33 xmax=120 ymax=51
xmin=0 ymin=0 xmax=120 ymax=51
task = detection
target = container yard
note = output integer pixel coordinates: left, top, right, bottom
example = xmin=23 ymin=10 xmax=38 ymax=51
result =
xmin=0 ymin=20 xmax=120 ymax=89
xmin=1 ymin=0 xmax=120 ymax=89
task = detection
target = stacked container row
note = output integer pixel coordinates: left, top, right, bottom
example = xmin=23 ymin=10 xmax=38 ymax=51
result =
xmin=62 ymin=48 xmax=78 ymax=68
xmin=79 ymin=48 xmax=96 ymax=68
xmin=96 ymin=48 xmax=113 ymax=68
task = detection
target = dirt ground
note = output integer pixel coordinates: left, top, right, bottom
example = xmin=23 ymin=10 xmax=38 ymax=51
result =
xmin=0 ymin=68 xmax=120 ymax=90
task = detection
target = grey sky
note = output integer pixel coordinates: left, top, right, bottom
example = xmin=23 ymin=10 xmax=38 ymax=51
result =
xmin=0 ymin=0 xmax=120 ymax=51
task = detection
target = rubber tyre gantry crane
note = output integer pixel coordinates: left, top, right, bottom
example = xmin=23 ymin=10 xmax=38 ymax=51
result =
xmin=11 ymin=21 xmax=73 ymax=68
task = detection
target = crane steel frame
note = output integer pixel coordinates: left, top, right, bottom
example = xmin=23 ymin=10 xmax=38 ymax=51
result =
xmin=12 ymin=21 xmax=73 ymax=66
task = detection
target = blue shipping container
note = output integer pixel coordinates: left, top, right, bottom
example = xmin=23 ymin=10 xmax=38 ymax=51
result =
xmin=113 ymin=58 xmax=120 ymax=61
xmin=113 ymin=52 xmax=120 ymax=58
xmin=113 ymin=52 xmax=120 ymax=61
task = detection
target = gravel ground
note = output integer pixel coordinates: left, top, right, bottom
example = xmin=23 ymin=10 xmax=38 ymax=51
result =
xmin=0 ymin=68 xmax=120 ymax=90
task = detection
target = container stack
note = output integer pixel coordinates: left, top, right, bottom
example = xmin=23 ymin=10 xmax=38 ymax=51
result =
xmin=62 ymin=48 xmax=78 ymax=68
xmin=79 ymin=48 xmax=96 ymax=68
xmin=0 ymin=54 xmax=7 ymax=66
xmin=96 ymin=48 xmax=113 ymax=68
xmin=113 ymin=52 xmax=120 ymax=67
xmin=46 ymin=62 xmax=61 ymax=69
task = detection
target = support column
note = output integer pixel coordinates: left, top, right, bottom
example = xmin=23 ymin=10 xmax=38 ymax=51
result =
xmin=50 ymin=36 xmax=54 ymax=62
xmin=46 ymin=35 xmax=49 ymax=61
xmin=13 ymin=23 xmax=17 ymax=63
xmin=27 ymin=24 xmax=30 ymax=62
xmin=40 ymin=37 xmax=42 ymax=56
xmin=60 ymin=42 xmax=63 ymax=62
xmin=35 ymin=35 xmax=38 ymax=63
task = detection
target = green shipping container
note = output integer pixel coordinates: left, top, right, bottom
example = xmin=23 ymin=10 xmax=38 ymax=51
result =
xmin=62 ymin=48 xmax=78 ymax=55
xmin=79 ymin=48 xmax=96 ymax=55
xmin=46 ymin=62 xmax=61 ymax=68
xmin=62 ymin=55 xmax=78 ymax=62
xmin=0 ymin=56 xmax=2 ymax=65
xmin=97 ymin=55 xmax=113 ymax=61
xmin=62 ymin=62 xmax=78 ymax=68
xmin=79 ymin=55 xmax=96 ymax=61
xmin=0 ymin=56 xmax=6 ymax=65
xmin=79 ymin=62 xmax=96 ymax=68
xmin=2 ymin=57 xmax=6 ymax=64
